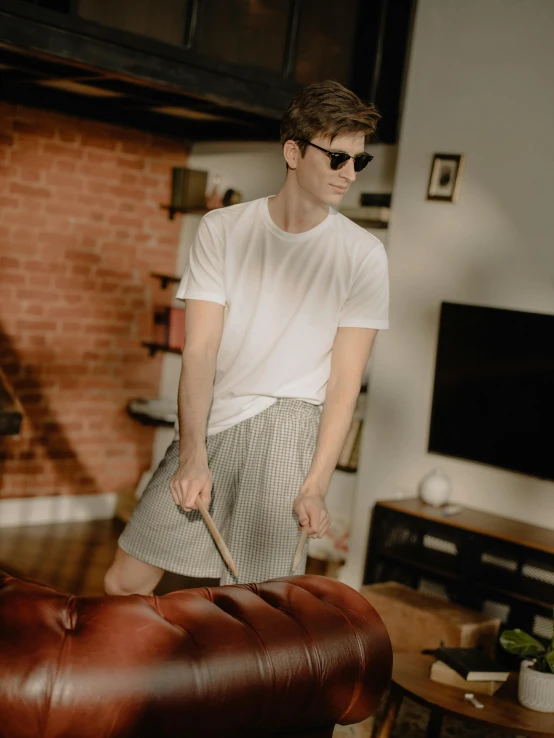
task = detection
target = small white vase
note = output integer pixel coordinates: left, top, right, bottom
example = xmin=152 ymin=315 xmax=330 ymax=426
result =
xmin=518 ymin=660 xmax=554 ymax=712
xmin=418 ymin=468 xmax=452 ymax=507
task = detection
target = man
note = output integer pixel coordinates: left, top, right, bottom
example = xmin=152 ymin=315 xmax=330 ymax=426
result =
xmin=104 ymin=79 xmax=389 ymax=595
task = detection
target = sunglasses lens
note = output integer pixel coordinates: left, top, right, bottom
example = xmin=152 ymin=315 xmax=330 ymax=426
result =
xmin=330 ymin=153 xmax=350 ymax=170
xmin=354 ymin=154 xmax=373 ymax=172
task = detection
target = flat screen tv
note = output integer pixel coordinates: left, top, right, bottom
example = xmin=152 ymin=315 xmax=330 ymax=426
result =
xmin=428 ymin=302 xmax=554 ymax=482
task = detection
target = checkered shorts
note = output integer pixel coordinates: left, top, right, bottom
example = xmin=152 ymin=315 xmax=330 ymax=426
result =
xmin=118 ymin=399 xmax=320 ymax=584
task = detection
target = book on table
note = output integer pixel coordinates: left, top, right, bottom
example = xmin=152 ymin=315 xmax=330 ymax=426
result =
xmin=430 ymin=660 xmax=504 ymax=696
xmin=434 ymin=647 xmax=510 ymax=682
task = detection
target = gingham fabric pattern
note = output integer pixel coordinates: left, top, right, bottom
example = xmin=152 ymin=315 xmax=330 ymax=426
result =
xmin=118 ymin=399 xmax=320 ymax=584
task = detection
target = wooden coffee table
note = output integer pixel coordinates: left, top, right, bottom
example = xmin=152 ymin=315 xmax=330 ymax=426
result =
xmin=373 ymin=653 xmax=554 ymax=738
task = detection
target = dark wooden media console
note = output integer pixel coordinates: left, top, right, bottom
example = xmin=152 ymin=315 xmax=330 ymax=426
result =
xmin=364 ymin=498 xmax=554 ymax=649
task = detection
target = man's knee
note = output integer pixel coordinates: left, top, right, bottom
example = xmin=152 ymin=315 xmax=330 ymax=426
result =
xmin=103 ymin=565 xmax=132 ymax=596
xmin=104 ymin=549 xmax=163 ymax=596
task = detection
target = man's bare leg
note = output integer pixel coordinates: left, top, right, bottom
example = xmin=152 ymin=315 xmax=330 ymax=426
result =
xmin=104 ymin=547 xmax=164 ymax=596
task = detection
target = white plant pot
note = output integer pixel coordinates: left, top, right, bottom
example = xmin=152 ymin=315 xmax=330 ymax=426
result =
xmin=518 ymin=660 xmax=554 ymax=712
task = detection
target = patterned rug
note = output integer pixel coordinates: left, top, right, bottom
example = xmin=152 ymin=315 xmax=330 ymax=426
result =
xmin=332 ymin=697 xmax=510 ymax=737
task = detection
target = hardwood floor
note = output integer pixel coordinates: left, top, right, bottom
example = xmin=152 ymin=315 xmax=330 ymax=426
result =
xmin=0 ymin=505 xmax=332 ymax=597
xmin=0 ymin=517 xmax=219 ymax=596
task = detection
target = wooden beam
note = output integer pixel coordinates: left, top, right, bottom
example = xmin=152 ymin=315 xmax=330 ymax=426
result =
xmin=1 ymin=76 xmax=280 ymax=140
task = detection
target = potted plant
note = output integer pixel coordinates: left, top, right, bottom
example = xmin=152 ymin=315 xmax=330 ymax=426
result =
xmin=500 ymin=609 xmax=554 ymax=713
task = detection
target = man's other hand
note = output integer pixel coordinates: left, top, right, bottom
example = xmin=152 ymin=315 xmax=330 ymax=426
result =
xmin=170 ymin=456 xmax=212 ymax=512
xmin=293 ymin=487 xmax=331 ymax=539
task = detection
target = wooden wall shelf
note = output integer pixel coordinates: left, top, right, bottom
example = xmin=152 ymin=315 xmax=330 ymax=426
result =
xmin=335 ymin=465 xmax=358 ymax=474
xmin=160 ymin=205 xmax=209 ymax=221
xmin=348 ymin=219 xmax=389 ymax=230
xmin=126 ymin=399 xmax=176 ymax=428
xmin=141 ymin=341 xmax=182 ymax=357
xmin=150 ymin=272 xmax=181 ymax=289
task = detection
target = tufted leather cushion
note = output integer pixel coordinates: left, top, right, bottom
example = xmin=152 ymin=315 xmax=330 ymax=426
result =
xmin=0 ymin=571 xmax=392 ymax=738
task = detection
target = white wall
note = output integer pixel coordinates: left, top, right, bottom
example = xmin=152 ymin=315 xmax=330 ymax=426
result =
xmin=344 ymin=0 xmax=554 ymax=588
xmin=185 ymin=140 xmax=397 ymax=211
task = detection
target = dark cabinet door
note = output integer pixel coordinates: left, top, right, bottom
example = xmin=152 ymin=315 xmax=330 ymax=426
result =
xmin=293 ymin=0 xmax=358 ymax=86
xmin=194 ymin=0 xmax=291 ymax=75
xmin=30 ymin=0 xmax=71 ymax=11
xmin=78 ymin=0 xmax=191 ymax=47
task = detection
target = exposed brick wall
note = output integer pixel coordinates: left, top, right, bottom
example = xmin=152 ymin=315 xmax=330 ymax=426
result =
xmin=0 ymin=104 xmax=187 ymax=500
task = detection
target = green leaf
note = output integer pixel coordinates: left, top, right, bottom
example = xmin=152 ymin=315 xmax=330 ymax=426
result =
xmin=545 ymin=650 xmax=554 ymax=675
xmin=500 ymin=629 xmax=546 ymax=658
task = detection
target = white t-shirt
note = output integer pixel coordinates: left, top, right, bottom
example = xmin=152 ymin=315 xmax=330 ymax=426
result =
xmin=175 ymin=197 xmax=389 ymax=436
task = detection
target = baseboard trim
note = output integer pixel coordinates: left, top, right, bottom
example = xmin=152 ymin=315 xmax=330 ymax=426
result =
xmin=0 ymin=492 xmax=117 ymax=528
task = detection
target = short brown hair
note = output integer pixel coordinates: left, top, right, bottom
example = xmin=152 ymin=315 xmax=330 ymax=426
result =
xmin=280 ymin=79 xmax=380 ymax=154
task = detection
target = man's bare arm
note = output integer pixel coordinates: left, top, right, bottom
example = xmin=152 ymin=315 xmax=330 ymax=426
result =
xmin=293 ymin=327 xmax=378 ymax=536
xmin=169 ymin=299 xmax=224 ymax=511
xmin=308 ymin=326 xmax=378 ymax=488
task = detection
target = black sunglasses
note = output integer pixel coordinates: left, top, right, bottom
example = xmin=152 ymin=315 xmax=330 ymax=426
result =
xmin=299 ymin=140 xmax=374 ymax=172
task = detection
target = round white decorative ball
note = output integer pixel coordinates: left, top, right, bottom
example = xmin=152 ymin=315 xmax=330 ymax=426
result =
xmin=418 ymin=468 xmax=452 ymax=507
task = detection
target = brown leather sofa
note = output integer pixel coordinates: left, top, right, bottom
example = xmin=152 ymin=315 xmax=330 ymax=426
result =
xmin=0 ymin=570 xmax=392 ymax=738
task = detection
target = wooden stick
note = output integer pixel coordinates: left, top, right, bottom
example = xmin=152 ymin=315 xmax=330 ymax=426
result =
xmin=196 ymin=498 xmax=239 ymax=579
xmin=292 ymin=527 xmax=309 ymax=573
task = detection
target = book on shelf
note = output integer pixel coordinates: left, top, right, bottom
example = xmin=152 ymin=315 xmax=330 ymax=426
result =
xmin=430 ymin=660 xmax=504 ymax=696
xmin=348 ymin=422 xmax=362 ymax=469
xmin=433 ymin=647 xmax=510 ymax=682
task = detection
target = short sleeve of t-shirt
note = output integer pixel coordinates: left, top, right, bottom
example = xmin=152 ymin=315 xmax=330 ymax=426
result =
xmin=175 ymin=214 xmax=226 ymax=305
xmin=339 ymin=244 xmax=389 ymax=329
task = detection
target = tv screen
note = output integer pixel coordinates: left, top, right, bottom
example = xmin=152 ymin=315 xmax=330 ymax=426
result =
xmin=428 ymin=302 xmax=554 ymax=482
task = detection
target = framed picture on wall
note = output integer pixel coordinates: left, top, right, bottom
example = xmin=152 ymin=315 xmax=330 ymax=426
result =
xmin=427 ymin=153 xmax=465 ymax=202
